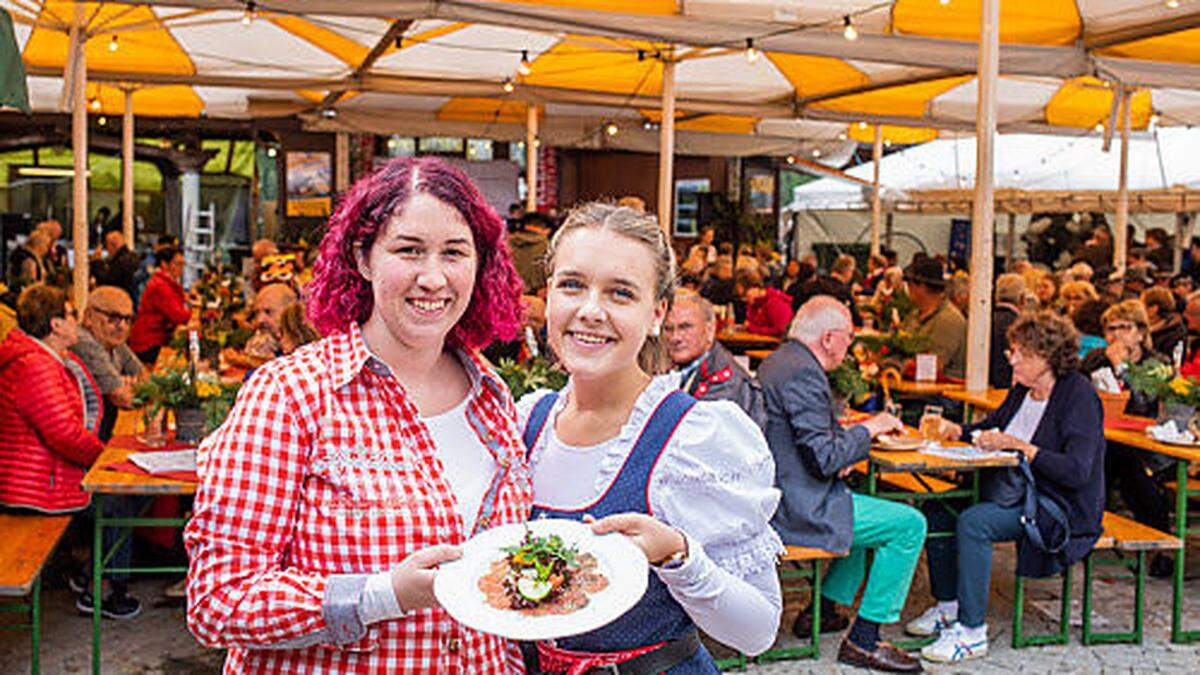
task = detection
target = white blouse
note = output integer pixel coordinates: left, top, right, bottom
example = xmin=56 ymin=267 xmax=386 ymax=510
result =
xmin=517 ymin=375 xmax=784 ymax=656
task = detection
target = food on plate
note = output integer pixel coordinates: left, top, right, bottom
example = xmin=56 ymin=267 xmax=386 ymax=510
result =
xmin=477 ymin=528 xmax=608 ymax=616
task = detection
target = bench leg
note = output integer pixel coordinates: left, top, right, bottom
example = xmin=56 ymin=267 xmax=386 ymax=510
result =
xmin=1012 ymin=566 xmax=1072 ymax=648
xmin=749 ymin=560 xmax=823 ymax=664
xmin=810 ymin=561 xmax=822 ymax=659
xmin=92 ymin=494 xmax=104 ymax=675
xmin=1082 ymin=550 xmax=1148 ymax=645
xmin=30 ymin=575 xmax=40 ymax=675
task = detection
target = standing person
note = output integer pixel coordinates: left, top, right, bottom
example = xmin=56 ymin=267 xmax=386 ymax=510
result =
xmin=688 ymin=226 xmax=718 ymax=268
xmin=759 ymin=296 xmax=925 ymax=673
xmin=518 ymin=202 xmax=783 ymax=673
xmin=184 ymin=156 xmax=531 ymax=672
xmin=6 ymin=229 xmax=49 ymax=294
xmin=127 ymin=246 xmax=191 ymax=365
xmin=92 ymin=230 xmax=140 ymax=303
xmin=911 ymin=311 xmax=1105 ymax=664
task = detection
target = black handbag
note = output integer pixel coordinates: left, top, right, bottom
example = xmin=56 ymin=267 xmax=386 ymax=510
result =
xmin=1017 ymin=457 xmax=1071 ymax=555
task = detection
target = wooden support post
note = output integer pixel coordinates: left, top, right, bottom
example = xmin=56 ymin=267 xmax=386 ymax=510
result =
xmin=1115 ymin=87 xmax=1132 ymax=274
xmin=870 ymin=125 xmax=883 ymax=257
xmin=526 ymin=105 xmax=538 ymax=213
xmin=966 ymin=0 xmax=999 ymax=393
xmin=1176 ymin=212 xmax=1190 ymax=273
xmin=121 ymin=88 xmax=134 ymax=248
xmin=71 ymin=6 xmax=88 ymax=311
xmin=1007 ymin=212 xmax=1016 ymax=271
xmin=657 ymin=53 xmax=676 ymax=237
xmin=335 ymin=132 xmax=350 ymax=194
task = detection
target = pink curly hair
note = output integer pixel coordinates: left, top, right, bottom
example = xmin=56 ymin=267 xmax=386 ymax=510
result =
xmin=306 ymin=156 xmax=523 ymax=349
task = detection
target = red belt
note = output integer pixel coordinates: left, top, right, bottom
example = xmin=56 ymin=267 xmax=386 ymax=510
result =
xmin=535 ymin=640 xmax=666 ymax=675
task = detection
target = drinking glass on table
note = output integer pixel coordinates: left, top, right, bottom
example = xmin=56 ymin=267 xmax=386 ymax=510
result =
xmin=919 ymin=405 xmax=945 ymax=441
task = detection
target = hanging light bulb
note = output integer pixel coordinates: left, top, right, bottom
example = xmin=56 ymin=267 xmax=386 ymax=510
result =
xmin=940 ymin=0 xmax=951 ymax=5
xmin=1166 ymin=0 xmax=1180 ymax=8
xmin=604 ymin=122 xmax=619 ymax=137
xmin=502 ymin=78 xmax=515 ymax=93
xmin=517 ymin=50 xmax=532 ymax=76
xmin=98 ymin=116 xmax=107 ymax=126
xmin=89 ymin=98 xmax=101 ymax=112
xmin=857 ymin=121 xmax=868 ymax=130
xmin=241 ymin=1 xmax=257 ymax=26
xmin=745 ymin=38 xmax=760 ymax=64
xmin=1149 ymin=113 xmax=1161 ymax=131
xmin=838 ymin=132 xmax=848 ymax=141
xmin=843 ymin=16 xmax=858 ymax=41
xmin=108 ymin=35 xmax=119 ymax=52
xmin=785 ymin=155 xmax=796 ymax=165
xmin=266 ymin=146 xmax=277 ymax=158
xmin=812 ymin=148 xmax=822 ymax=158
xmin=1094 ymin=121 xmax=1105 ymax=133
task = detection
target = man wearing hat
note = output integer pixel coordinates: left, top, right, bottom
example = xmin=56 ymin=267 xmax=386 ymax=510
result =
xmin=902 ymin=255 xmax=966 ymax=379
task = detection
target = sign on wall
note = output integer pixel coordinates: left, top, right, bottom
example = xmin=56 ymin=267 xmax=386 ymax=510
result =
xmin=285 ymin=151 xmax=332 ymax=217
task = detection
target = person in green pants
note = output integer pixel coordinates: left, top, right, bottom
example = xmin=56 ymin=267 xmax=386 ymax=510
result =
xmin=758 ymin=296 xmax=927 ymax=673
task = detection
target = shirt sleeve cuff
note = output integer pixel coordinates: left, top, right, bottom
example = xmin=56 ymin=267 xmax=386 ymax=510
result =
xmin=652 ymin=532 xmax=711 ymax=587
xmin=357 ymin=571 xmax=405 ymax=626
xmin=323 ymin=574 xmax=371 ymax=645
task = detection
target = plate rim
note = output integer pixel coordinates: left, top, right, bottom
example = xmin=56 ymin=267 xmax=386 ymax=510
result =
xmin=433 ymin=519 xmax=648 ymax=641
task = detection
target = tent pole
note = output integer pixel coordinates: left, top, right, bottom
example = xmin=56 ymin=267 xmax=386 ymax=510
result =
xmin=657 ymin=52 xmax=676 ymax=237
xmin=870 ymin=125 xmax=882 ymax=258
xmin=1006 ymin=212 xmax=1016 ymax=271
xmin=335 ymin=132 xmax=350 ymax=194
xmin=1115 ymin=87 xmax=1131 ymax=274
xmin=966 ymin=0 xmax=999 ymax=393
xmin=526 ymin=105 xmax=538 ymax=213
xmin=1176 ymin=212 xmax=1189 ymax=273
xmin=71 ymin=4 xmax=88 ymax=311
xmin=122 ymin=88 xmax=134 ymax=248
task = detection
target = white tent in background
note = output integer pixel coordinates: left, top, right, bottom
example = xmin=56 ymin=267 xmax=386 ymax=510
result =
xmin=786 ymin=127 xmax=1200 ymax=212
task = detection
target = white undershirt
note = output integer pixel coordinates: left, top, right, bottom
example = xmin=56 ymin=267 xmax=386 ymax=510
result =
xmin=1003 ymin=394 xmax=1049 ymax=443
xmin=422 ymin=388 xmax=494 ymax=535
xmin=532 ymin=432 xmax=610 ymax=509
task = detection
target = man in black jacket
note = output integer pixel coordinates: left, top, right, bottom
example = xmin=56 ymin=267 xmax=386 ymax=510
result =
xmin=664 ymin=289 xmax=765 ymax=428
xmin=92 ymin=230 xmax=140 ymax=305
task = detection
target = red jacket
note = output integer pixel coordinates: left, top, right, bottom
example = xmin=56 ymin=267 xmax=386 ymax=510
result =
xmin=0 ymin=329 xmax=104 ymax=512
xmin=128 ymin=268 xmax=191 ymax=353
xmin=746 ymin=287 xmax=794 ymax=338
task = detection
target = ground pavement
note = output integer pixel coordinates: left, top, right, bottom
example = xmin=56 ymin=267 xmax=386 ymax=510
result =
xmin=1 ymin=543 xmax=1198 ymax=673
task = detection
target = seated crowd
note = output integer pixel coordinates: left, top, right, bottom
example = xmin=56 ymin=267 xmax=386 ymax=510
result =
xmin=0 ymin=226 xmax=316 ymax=622
xmin=0 ymin=206 xmax=1193 ymax=671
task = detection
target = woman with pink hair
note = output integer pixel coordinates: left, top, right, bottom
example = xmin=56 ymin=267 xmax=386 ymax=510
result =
xmin=185 ymin=157 xmax=530 ymax=673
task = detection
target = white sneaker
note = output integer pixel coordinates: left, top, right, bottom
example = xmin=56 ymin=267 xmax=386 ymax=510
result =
xmin=920 ymin=622 xmax=988 ymax=663
xmin=905 ymin=604 xmax=957 ymax=637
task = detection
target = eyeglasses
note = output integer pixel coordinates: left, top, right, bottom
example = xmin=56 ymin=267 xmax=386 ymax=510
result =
xmin=1104 ymin=322 xmax=1138 ymax=334
xmin=94 ymin=308 xmax=134 ymax=325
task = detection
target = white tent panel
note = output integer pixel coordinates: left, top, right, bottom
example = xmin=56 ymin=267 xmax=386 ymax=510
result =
xmin=676 ymin=51 xmax=792 ymax=102
xmin=686 ymin=0 xmax=891 ymax=31
xmin=24 ymin=75 xmax=67 ymax=112
xmin=340 ymin=92 xmax=449 ymax=111
xmin=756 ymin=118 xmax=852 ymax=139
xmin=307 ymin=15 xmax=391 ymax=45
xmin=373 ymin=25 xmax=557 ymax=80
xmin=170 ymin=12 xmax=350 ymax=78
xmin=1155 ymin=89 xmax=1200 ymax=126
xmin=931 ymin=77 xmax=1059 ymax=125
xmin=1077 ymin=0 xmax=1182 ymax=35
xmin=193 ymin=86 xmax=277 ymax=116
xmin=544 ymin=102 xmax=641 ymax=119
xmin=13 ymin=17 xmax=29 ymax=51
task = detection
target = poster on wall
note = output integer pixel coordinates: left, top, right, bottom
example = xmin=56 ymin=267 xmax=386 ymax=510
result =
xmin=285 ymin=151 xmax=332 ymax=217
xmin=747 ymin=172 xmax=775 ymax=214
xmin=674 ymin=178 xmax=710 ymax=237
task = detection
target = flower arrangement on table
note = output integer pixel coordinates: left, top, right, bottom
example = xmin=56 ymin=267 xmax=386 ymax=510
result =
xmin=495 ymin=356 xmax=568 ymax=401
xmin=133 ymin=365 xmax=242 ymax=441
xmin=1127 ymin=359 xmax=1200 ymax=408
xmin=863 ymin=289 xmax=917 ymax=330
xmin=853 ymin=330 xmax=930 ymax=361
xmin=169 ymin=266 xmax=252 ymax=363
xmin=828 ymin=355 xmax=875 ymax=407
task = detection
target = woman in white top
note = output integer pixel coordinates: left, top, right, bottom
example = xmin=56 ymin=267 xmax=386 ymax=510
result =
xmin=517 ymin=202 xmax=782 ymax=674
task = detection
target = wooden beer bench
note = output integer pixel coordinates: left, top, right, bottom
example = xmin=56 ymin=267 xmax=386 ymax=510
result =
xmin=0 ymin=513 xmax=73 ymax=674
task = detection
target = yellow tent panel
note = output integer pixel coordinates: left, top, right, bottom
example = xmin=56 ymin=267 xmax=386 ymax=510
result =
xmin=439 ymin=97 xmax=528 ymax=124
xmin=86 ymin=83 xmax=204 ymax=117
xmin=1044 ymin=77 xmax=1152 ymax=130
xmin=523 ymin=35 xmax=663 ymax=96
xmin=1095 ymin=28 xmax=1200 ymax=65
xmin=268 ymin=15 xmax=369 ymax=67
xmin=891 ymin=0 xmax=1080 ymax=45
xmin=24 ymin=2 xmax=194 ymax=75
xmin=639 ymin=109 xmax=758 ymax=135
xmin=848 ymin=123 xmax=938 ymax=145
xmin=766 ymin=53 xmax=868 ymax=100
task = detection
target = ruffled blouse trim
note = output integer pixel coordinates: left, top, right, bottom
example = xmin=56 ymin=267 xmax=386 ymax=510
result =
xmin=527 ymin=375 xmax=680 ymax=496
xmin=704 ymin=528 xmax=787 ymax=578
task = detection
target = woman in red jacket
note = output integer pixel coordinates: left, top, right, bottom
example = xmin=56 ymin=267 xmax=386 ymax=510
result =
xmin=740 ymin=269 xmax=794 ymax=337
xmin=128 ymin=246 xmax=191 ymax=365
xmin=0 ymin=284 xmax=103 ymax=511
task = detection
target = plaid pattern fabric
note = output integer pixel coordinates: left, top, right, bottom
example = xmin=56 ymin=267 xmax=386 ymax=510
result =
xmin=184 ymin=323 xmax=531 ymax=673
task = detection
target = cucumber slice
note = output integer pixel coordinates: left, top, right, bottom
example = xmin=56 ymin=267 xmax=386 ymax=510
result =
xmin=517 ymin=576 xmax=553 ymax=602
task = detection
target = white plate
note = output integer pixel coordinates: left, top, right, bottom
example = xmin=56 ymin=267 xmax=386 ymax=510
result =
xmin=434 ymin=519 xmax=648 ymax=641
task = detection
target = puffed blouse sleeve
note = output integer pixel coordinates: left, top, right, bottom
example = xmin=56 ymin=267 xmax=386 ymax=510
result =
xmin=649 ymin=399 xmax=785 ymax=577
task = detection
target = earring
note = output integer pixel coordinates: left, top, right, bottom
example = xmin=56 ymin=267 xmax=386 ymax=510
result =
xmin=650 ymin=324 xmax=661 ymax=338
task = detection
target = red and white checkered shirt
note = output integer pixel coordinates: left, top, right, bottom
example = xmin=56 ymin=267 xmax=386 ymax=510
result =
xmin=184 ymin=323 xmax=532 ymax=674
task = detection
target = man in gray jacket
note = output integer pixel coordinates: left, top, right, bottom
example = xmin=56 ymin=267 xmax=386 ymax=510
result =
xmin=665 ymin=289 xmax=765 ymax=428
xmin=759 ymin=296 xmax=926 ymax=673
